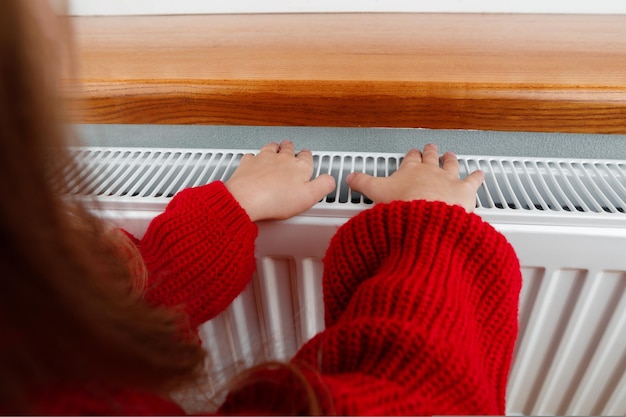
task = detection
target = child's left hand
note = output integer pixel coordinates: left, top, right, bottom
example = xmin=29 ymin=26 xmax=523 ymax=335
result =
xmin=225 ymin=140 xmax=336 ymax=222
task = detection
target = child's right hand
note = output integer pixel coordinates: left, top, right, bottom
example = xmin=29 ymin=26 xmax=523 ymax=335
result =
xmin=346 ymin=144 xmax=484 ymax=212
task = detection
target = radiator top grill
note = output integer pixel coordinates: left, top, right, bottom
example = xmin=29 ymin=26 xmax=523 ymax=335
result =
xmin=66 ymin=147 xmax=626 ymax=215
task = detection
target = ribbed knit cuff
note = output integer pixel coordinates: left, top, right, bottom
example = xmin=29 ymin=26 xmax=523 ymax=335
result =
xmin=140 ymin=181 xmax=258 ymax=328
xmin=300 ymin=199 xmax=521 ymax=414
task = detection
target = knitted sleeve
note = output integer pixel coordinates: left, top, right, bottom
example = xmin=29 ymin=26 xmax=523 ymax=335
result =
xmin=133 ymin=181 xmax=258 ymax=329
xmin=291 ymin=200 xmax=522 ymax=415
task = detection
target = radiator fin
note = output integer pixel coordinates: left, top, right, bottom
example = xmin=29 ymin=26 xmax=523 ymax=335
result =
xmin=507 ymin=269 xmax=626 ymax=415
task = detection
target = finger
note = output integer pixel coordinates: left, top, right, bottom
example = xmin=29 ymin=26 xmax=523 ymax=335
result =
xmin=278 ymin=140 xmax=295 ymax=155
xmin=237 ymin=153 xmax=255 ymax=167
xmin=399 ymin=148 xmax=422 ymax=169
xmin=296 ymin=148 xmax=314 ymax=167
xmin=421 ymin=143 xmax=440 ymax=166
xmin=346 ymin=172 xmax=381 ymax=201
xmin=441 ymin=151 xmax=460 ymax=177
xmin=307 ymin=173 xmax=337 ymax=199
xmin=296 ymin=148 xmax=312 ymax=160
xmin=259 ymin=142 xmax=280 ymax=154
xmin=463 ymin=170 xmax=485 ymax=192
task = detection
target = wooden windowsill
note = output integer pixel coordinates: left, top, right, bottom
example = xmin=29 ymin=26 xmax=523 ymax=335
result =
xmin=68 ymin=13 xmax=626 ymax=133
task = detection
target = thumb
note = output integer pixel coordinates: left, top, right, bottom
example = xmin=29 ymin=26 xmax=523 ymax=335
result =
xmin=307 ymin=173 xmax=336 ymax=200
xmin=463 ymin=170 xmax=485 ymax=192
xmin=346 ymin=172 xmax=379 ymax=199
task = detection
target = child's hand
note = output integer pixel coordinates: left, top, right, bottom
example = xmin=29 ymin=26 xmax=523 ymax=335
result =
xmin=225 ymin=141 xmax=336 ymax=222
xmin=346 ymin=144 xmax=484 ymax=212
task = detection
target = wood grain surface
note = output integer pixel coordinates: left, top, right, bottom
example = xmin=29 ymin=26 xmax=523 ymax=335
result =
xmin=67 ymin=13 xmax=626 ymax=133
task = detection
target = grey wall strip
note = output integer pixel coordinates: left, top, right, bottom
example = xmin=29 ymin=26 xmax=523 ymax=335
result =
xmin=77 ymin=124 xmax=626 ymax=160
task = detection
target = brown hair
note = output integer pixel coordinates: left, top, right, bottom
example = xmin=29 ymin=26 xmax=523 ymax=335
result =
xmin=0 ymin=0 xmax=206 ymax=412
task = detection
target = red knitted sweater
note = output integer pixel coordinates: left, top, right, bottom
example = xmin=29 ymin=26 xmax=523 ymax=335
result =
xmin=32 ymin=181 xmax=522 ymax=415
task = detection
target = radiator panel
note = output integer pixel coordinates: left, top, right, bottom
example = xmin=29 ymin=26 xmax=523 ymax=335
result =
xmin=69 ymin=147 xmax=626 ymax=416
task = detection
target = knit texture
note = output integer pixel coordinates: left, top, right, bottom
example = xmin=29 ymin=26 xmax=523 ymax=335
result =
xmin=296 ymin=200 xmax=521 ymax=415
xmin=220 ymin=200 xmax=521 ymax=415
xmin=138 ymin=181 xmax=258 ymax=328
xmin=27 ymin=184 xmax=521 ymax=415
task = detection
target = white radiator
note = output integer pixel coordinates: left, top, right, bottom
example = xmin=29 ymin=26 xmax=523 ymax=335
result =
xmin=69 ymin=146 xmax=626 ymax=416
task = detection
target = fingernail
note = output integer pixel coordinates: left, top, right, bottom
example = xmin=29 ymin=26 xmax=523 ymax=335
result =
xmin=346 ymin=173 xmax=354 ymax=184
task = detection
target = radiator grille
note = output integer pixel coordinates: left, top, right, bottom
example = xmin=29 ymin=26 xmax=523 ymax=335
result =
xmin=67 ymin=147 xmax=626 ymax=216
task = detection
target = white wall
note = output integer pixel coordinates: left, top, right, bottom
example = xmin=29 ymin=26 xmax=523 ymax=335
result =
xmin=68 ymin=0 xmax=626 ymax=16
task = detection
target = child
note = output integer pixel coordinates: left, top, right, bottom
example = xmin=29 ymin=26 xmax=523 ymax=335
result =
xmin=0 ymin=0 xmax=521 ymax=414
